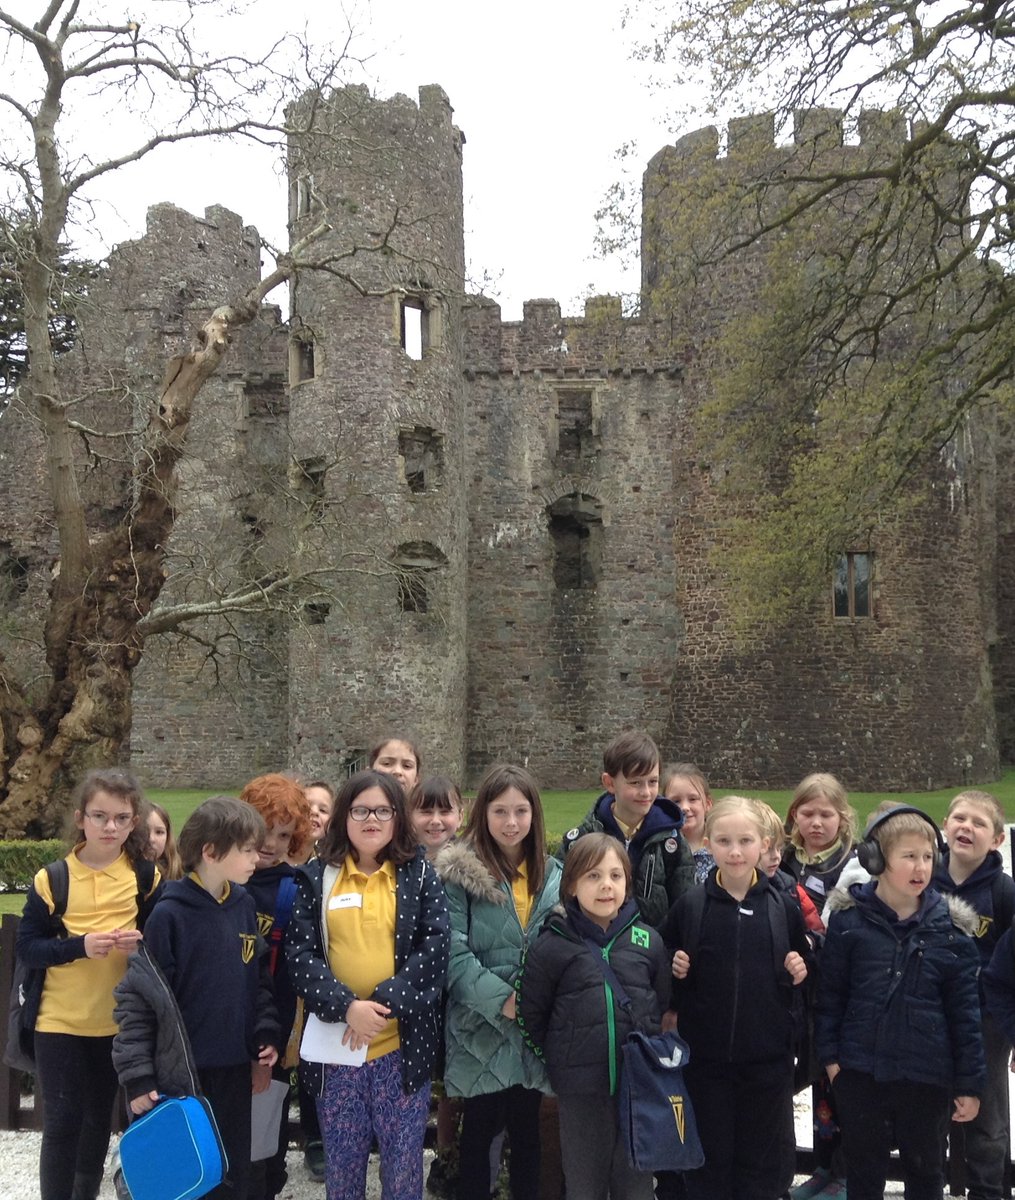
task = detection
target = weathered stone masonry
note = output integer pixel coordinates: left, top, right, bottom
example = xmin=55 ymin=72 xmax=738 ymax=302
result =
xmin=0 ymin=85 xmax=1007 ymax=791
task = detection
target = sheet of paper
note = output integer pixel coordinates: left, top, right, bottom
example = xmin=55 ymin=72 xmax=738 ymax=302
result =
xmin=251 ymin=1078 xmax=289 ymax=1160
xmin=300 ymin=1013 xmax=368 ymax=1066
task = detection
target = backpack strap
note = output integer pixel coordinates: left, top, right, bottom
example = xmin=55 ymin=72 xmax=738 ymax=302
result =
xmin=268 ymin=876 xmax=299 ymax=976
xmin=765 ymin=886 xmax=792 ymax=989
xmin=582 ymin=938 xmax=633 ymax=1011
xmin=678 ymin=883 xmax=708 ymax=965
xmin=44 ymin=860 xmax=70 ymax=922
xmin=992 ymin=871 xmax=1015 ymax=937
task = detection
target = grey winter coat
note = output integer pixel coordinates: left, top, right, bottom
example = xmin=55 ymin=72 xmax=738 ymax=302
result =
xmin=434 ymin=841 xmax=561 ymax=1098
xmin=112 ymin=942 xmax=201 ymax=1102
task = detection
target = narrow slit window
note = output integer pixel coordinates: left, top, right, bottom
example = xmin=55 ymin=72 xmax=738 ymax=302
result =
xmin=401 ymin=300 xmax=425 ymax=360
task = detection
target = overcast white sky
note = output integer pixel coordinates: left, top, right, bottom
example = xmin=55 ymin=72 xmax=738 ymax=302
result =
xmin=76 ymin=0 xmax=679 ymax=320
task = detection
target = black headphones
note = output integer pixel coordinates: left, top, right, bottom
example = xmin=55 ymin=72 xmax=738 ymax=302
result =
xmin=855 ymin=806 xmax=946 ymax=876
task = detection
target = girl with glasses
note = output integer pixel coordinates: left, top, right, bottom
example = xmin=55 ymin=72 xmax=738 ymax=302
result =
xmin=16 ymin=768 xmax=161 ymax=1200
xmin=286 ymin=769 xmax=449 ymax=1200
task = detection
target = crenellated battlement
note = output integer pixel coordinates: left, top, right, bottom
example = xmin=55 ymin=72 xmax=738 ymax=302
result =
xmin=658 ymin=106 xmax=909 ymax=167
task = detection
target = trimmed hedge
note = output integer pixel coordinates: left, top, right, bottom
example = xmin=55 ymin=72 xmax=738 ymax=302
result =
xmin=0 ymin=840 xmax=66 ymax=892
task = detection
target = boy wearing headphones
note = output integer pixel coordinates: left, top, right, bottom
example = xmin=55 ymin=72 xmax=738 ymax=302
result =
xmin=814 ymin=807 xmax=986 ymax=1200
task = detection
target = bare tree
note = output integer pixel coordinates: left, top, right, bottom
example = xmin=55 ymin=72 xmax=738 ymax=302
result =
xmin=605 ymin=1 xmax=1015 ymax=626
xmin=0 ymin=1 xmax=428 ymax=834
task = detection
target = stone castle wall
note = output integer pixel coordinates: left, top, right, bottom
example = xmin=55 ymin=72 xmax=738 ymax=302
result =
xmin=4 ymin=88 xmax=1005 ymax=791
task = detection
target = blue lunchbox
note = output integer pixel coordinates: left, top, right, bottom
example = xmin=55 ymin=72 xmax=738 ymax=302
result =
xmin=119 ymin=1095 xmax=227 ymax=1200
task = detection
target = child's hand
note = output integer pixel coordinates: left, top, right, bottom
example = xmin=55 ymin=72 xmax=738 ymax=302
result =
xmin=825 ymin=1063 xmax=840 ymax=1084
xmin=130 ymin=1090 xmax=159 ymax=1116
xmin=953 ymin=1096 xmax=980 ymax=1123
xmin=660 ymin=1010 xmax=679 ymax=1033
xmin=672 ymin=950 xmax=690 ymax=979
xmin=784 ymin=951 xmax=807 ymax=985
xmin=84 ymin=931 xmax=119 ymax=959
xmin=251 ymin=1061 xmax=272 ymax=1094
xmin=111 ymin=928 xmax=143 ymax=951
xmin=346 ymin=998 xmax=390 ymax=1043
xmin=501 ymin=994 xmax=517 ymax=1020
xmin=257 ymin=1044 xmax=278 ymax=1069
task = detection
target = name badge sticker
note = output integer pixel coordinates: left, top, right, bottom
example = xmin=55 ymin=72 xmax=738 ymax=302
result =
xmin=804 ymin=875 xmax=825 ymax=896
xmin=329 ymin=893 xmax=363 ymax=910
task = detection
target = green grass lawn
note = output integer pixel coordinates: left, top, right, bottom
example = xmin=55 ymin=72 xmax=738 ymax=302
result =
xmin=4 ymin=769 xmax=1015 ymax=916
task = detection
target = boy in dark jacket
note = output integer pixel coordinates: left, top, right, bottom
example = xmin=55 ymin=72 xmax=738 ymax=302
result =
xmin=112 ymin=797 xmax=281 ymax=1200
xmin=557 ymin=731 xmax=694 ymax=929
xmin=934 ymin=790 xmax=1013 ymax=1200
xmin=815 ymin=807 xmax=985 ymax=1200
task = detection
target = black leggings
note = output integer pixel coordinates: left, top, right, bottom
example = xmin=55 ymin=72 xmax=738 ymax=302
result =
xmin=457 ymin=1085 xmax=543 ymax=1200
xmin=35 ymin=1032 xmax=118 ymax=1200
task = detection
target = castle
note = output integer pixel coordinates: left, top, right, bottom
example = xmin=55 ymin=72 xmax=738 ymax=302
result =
xmin=0 ymin=86 xmax=1007 ymax=792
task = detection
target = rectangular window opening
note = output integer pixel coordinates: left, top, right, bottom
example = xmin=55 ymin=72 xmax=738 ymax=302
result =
xmin=400 ymin=299 xmax=428 ymax=360
xmin=833 ymin=551 xmax=872 ymax=619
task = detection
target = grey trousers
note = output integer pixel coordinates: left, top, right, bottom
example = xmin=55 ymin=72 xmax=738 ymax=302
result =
xmin=557 ymin=1093 xmax=655 ymax=1200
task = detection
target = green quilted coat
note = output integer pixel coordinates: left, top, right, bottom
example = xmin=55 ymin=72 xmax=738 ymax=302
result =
xmin=434 ymin=840 xmax=561 ymax=1098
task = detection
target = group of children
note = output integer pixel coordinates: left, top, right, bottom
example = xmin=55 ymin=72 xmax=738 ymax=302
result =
xmin=14 ymin=732 xmax=1015 ymax=1200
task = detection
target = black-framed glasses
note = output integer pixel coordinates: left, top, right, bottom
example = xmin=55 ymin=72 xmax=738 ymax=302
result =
xmin=83 ymin=811 xmax=134 ymax=829
xmin=349 ymin=805 xmax=395 ymax=822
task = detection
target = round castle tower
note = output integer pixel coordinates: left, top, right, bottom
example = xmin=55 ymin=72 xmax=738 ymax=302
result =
xmin=285 ymin=84 xmax=468 ymax=780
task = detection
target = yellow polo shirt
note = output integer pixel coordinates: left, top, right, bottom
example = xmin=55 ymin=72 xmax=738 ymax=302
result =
xmin=35 ymin=849 xmax=156 ymax=1037
xmin=326 ymin=856 xmax=399 ymax=1060
xmin=510 ymin=860 xmax=533 ymax=929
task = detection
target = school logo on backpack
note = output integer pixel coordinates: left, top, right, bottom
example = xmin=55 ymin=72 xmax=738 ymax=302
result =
xmin=669 ymin=1094 xmax=687 ymax=1142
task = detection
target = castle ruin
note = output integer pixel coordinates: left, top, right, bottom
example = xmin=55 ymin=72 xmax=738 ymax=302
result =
xmin=0 ymin=85 xmax=1006 ymax=792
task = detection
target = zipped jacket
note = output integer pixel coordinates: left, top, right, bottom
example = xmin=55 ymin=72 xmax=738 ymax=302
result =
xmin=662 ymin=871 xmax=810 ymax=1063
xmin=557 ymin=794 xmax=695 ymax=928
xmin=517 ymin=898 xmax=669 ymax=1096
xmin=434 ymin=840 xmax=560 ymax=1098
xmin=815 ymin=882 xmax=985 ymax=1095
xmin=112 ymin=941 xmax=202 ymax=1102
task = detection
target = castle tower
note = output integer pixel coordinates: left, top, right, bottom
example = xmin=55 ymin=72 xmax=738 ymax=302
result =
xmin=640 ymin=112 xmax=1001 ymax=788
xmin=285 ymin=85 xmax=468 ymax=779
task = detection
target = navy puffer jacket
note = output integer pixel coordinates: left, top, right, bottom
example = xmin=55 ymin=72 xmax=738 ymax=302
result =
xmin=517 ymin=898 xmax=670 ymax=1097
xmin=815 ymin=882 xmax=985 ymax=1096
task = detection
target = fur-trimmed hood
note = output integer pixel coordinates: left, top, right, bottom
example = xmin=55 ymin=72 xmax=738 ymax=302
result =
xmin=433 ymin=839 xmax=508 ymax=905
xmin=826 ymin=881 xmax=980 ymax=936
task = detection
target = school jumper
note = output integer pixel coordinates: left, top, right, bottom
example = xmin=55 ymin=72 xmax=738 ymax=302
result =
xmin=660 ymin=870 xmax=810 ymax=1200
xmin=518 ymin=897 xmax=670 ymax=1200
xmin=113 ymin=875 xmax=281 ymax=1200
xmin=434 ymin=841 xmax=561 ymax=1200
xmin=285 ymin=850 xmax=449 ymax=1200
xmin=780 ymin=838 xmax=854 ymax=909
xmin=245 ymin=863 xmax=299 ymax=1200
xmin=815 ymin=882 xmax=986 ymax=1200
xmin=558 ymin=794 xmax=694 ymax=928
xmin=16 ymin=849 xmax=160 ymax=1200
xmin=933 ymin=849 xmax=1014 ymax=1200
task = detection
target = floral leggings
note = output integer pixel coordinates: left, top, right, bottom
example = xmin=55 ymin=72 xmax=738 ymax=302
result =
xmin=317 ymin=1050 xmax=430 ymax=1200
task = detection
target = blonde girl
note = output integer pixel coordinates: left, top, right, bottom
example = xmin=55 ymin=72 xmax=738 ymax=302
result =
xmin=17 ymin=768 xmax=160 ymax=1200
xmin=519 ymin=834 xmax=669 ymax=1200
xmin=435 ymin=764 xmax=562 ymax=1200
xmin=145 ymin=801 xmax=183 ymax=880
xmin=781 ymin=773 xmax=859 ymax=909
xmin=661 ymin=762 xmax=714 ymax=883
xmin=661 ymin=797 xmax=810 ymax=1200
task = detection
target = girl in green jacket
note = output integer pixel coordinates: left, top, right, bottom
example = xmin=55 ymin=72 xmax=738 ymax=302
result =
xmin=435 ymin=764 xmax=562 ymax=1200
